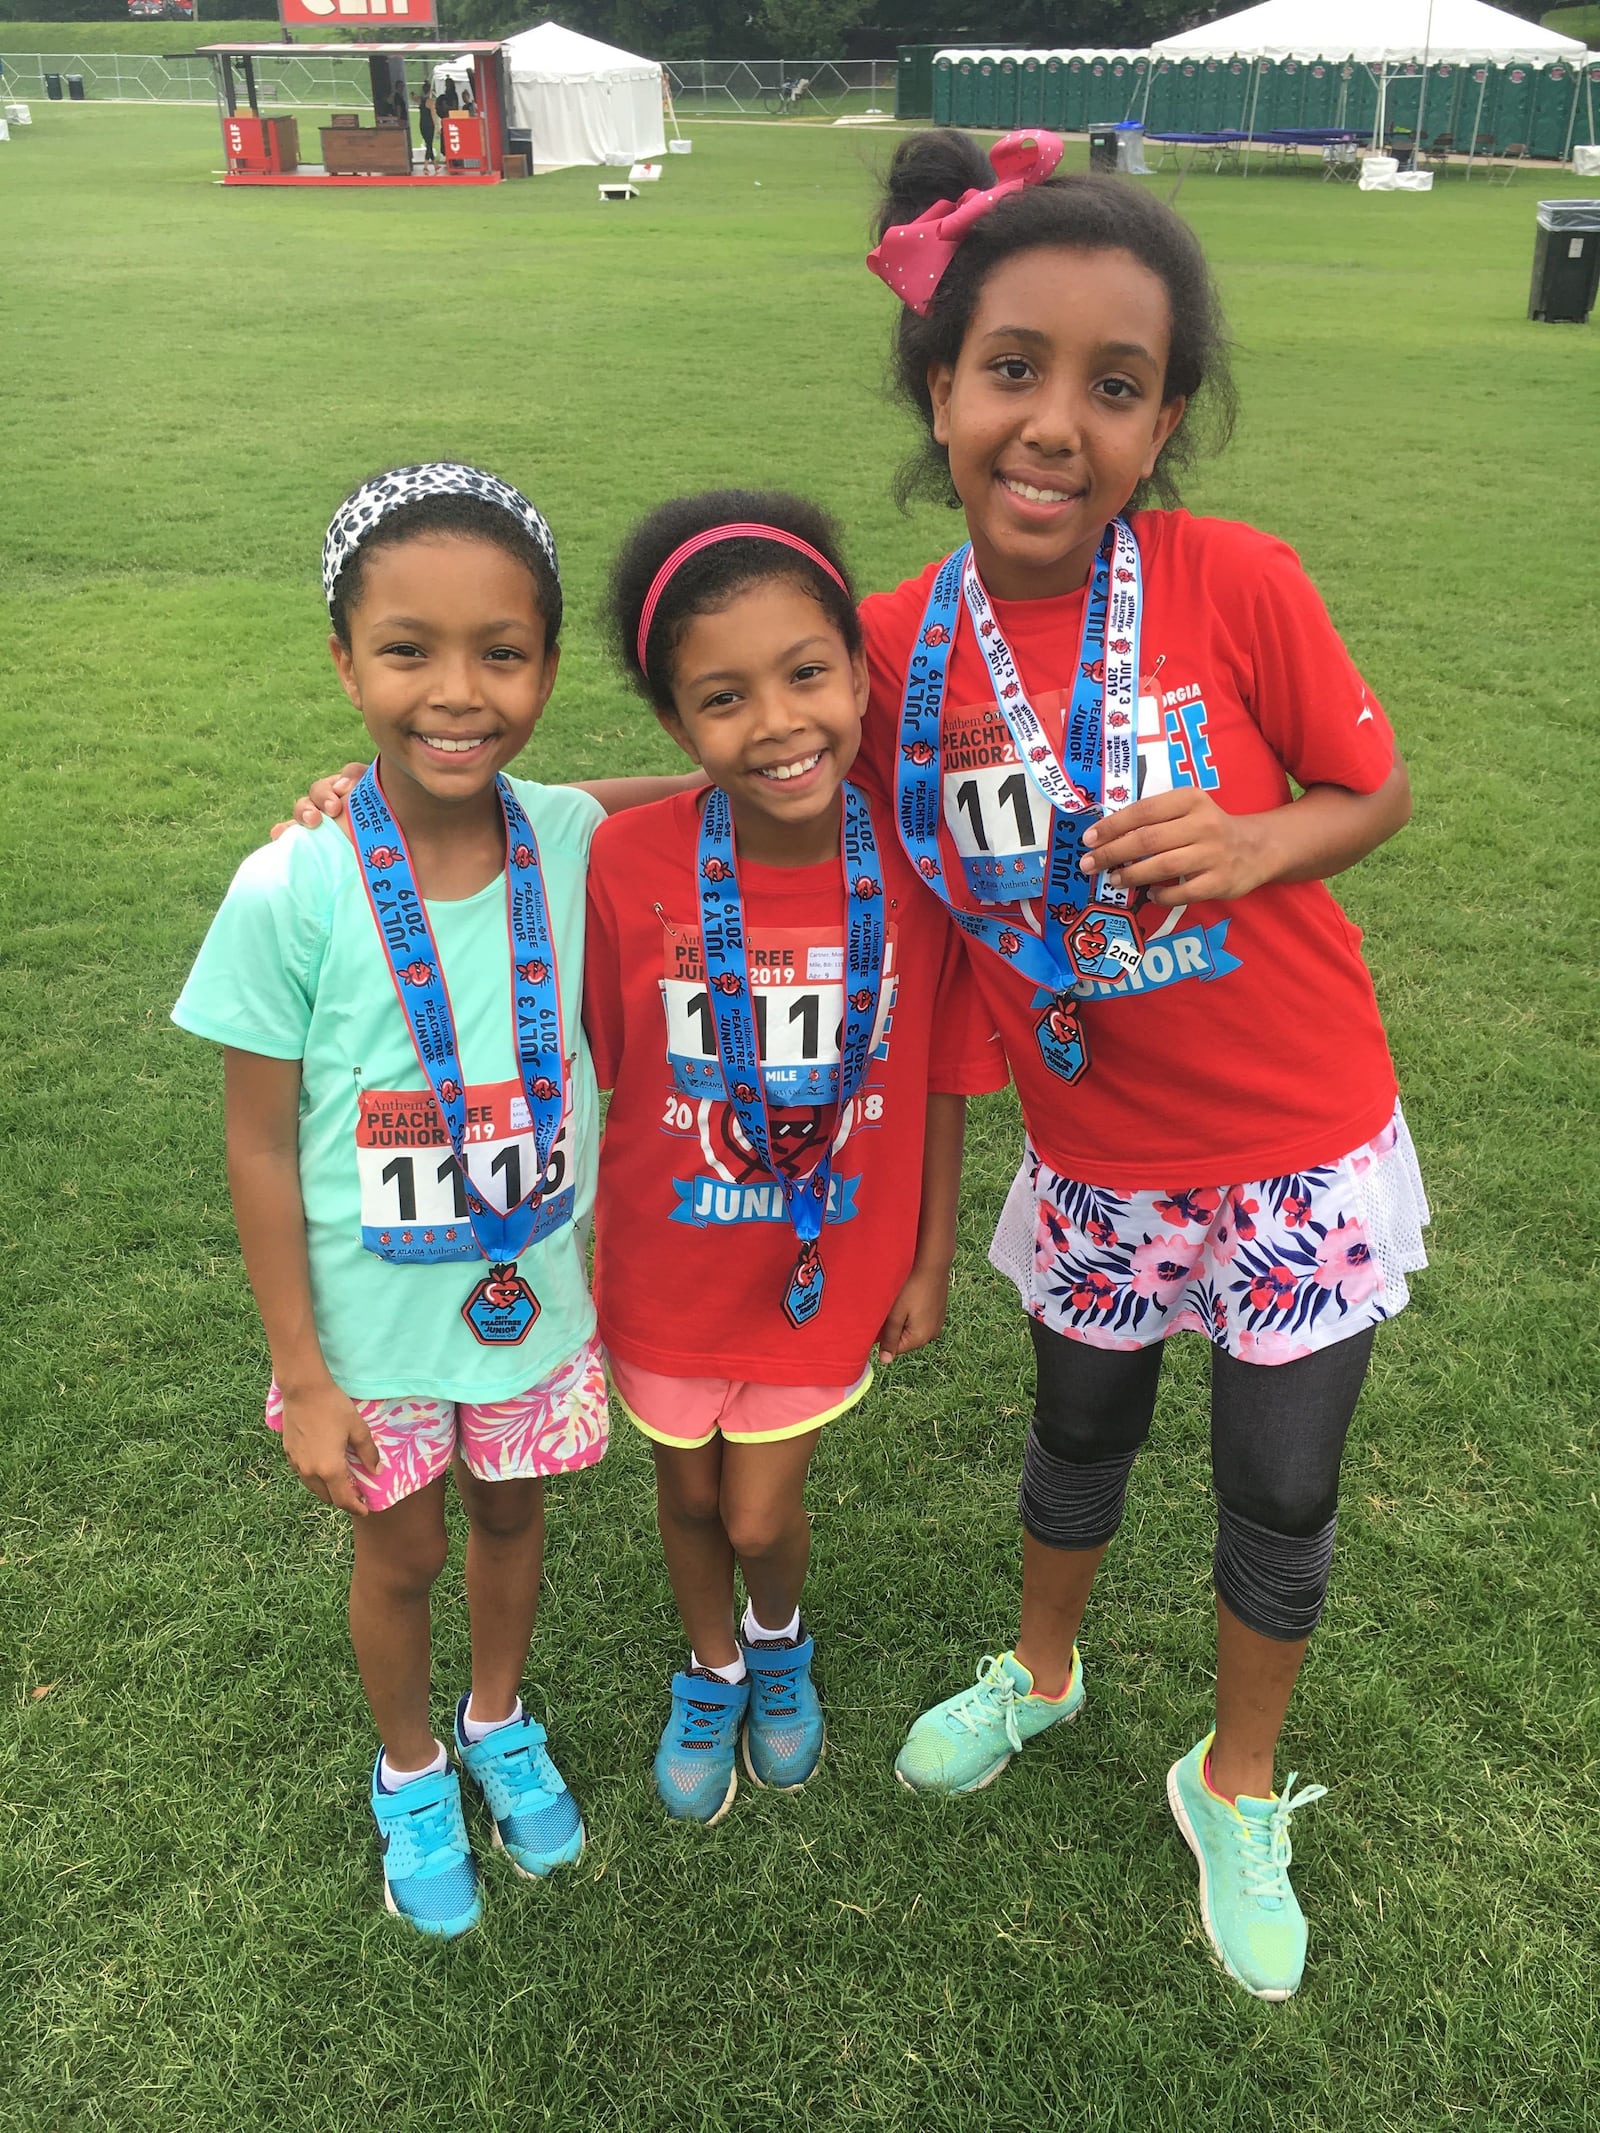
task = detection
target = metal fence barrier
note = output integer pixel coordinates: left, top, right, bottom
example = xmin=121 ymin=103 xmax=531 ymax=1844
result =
xmin=0 ymin=49 xmax=896 ymax=113
xmin=0 ymin=50 xmax=396 ymax=103
xmin=663 ymin=59 xmax=892 ymax=117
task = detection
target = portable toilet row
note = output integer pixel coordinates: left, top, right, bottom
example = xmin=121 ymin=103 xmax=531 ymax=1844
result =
xmin=932 ymin=50 xmax=1150 ymax=131
xmin=925 ymin=47 xmax=1595 ymax=161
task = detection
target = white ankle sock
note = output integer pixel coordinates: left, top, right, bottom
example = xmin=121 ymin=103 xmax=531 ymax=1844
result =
xmin=379 ymin=1740 xmax=447 ymax=1792
xmin=461 ymin=1694 xmax=524 ymax=1744
xmin=743 ymin=1601 xmax=800 ymax=1645
xmin=690 ymin=1648 xmax=747 ymax=1684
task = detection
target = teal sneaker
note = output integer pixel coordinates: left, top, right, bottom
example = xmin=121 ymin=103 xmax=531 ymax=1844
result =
xmin=741 ymin=1627 xmax=824 ymax=1792
xmin=653 ymin=1669 xmax=750 ymax=1825
xmin=369 ymin=1755 xmax=482 ymax=1939
xmin=894 ymin=1648 xmax=1083 ymax=1795
xmin=1166 ymin=1732 xmax=1328 ymax=2002
xmin=454 ymin=1697 xmax=584 ymax=1878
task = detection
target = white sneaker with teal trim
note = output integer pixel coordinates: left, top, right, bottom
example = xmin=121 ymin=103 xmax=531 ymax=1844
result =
xmin=1166 ymin=1731 xmax=1327 ymax=2001
xmin=894 ymin=1648 xmax=1084 ymax=1794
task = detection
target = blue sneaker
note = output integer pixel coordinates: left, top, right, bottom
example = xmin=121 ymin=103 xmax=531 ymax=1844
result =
xmin=369 ymin=1755 xmax=482 ymax=1939
xmin=741 ymin=1628 xmax=825 ymax=1791
xmin=894 ymin=1649 xmax=1084 ymax=1794
xmin=653 ymin=1669 xmax=750 ymax=1825
xmin=1166 ymin=1732 xmax=1328 ymax=2001
xmin=454 ymin=1697 xmax=584 ymax=1879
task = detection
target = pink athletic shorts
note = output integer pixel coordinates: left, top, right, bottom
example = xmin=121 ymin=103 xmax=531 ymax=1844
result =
xmin=266 ymin=1335 xmax=609 ymax=1514
xmin=606 ymin=1351 xmax=871 ymax=1450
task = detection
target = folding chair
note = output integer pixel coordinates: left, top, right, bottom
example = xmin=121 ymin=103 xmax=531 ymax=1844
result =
xmin=1490 ymin=141 xmax=1527 ymax=185
xmin=1422 ymin=132 xmax=1454 ymax=171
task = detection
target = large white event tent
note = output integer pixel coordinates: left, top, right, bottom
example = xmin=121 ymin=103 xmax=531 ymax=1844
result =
xmin=501 ymin=21 xmax=665 ymax=169
xmin=1149 ymin=0 xmax=1590 ymax=158
xmin=1150 ymin=0 xmax=1585 ymax=66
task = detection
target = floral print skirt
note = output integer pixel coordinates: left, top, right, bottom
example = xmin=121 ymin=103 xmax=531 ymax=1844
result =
xmin=989 ymin=1103 xmax=1429 ymax=1364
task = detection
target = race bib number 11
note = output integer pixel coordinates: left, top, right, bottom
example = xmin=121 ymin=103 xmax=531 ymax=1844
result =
xmin=356 ymin=1077 xmax=573 ymax=1265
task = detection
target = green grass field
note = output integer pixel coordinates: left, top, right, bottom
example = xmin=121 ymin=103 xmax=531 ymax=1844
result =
xmin=0 ymin=18 xmax=294 ymax=52
xmin=4 ymin=102 xmax=1598 ymax=2133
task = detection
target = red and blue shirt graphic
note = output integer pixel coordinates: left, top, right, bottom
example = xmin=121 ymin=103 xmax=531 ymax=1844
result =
xmin=583 ymin=790 xmax=1006 ymax=1386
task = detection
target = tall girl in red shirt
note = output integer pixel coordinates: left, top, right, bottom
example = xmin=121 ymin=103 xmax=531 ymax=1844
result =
xmin=863 ymin=129 xmax=1427 ymax=2001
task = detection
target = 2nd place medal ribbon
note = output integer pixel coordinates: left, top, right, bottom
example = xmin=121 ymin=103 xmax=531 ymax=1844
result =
xmin=895 ymin=516 xmax=1145 ymax=1082
xmin=697 ymin=782 xmax=885 ymax=1329
xmin=351 ymin=766 xmax=568 ymax=1345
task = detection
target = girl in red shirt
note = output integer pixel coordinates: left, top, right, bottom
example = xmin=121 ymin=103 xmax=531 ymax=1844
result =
xmin=591 ymin=490 xmax=1005 ymax=1827
xmin=864 ymin=128 xmax=1427 ymax=2001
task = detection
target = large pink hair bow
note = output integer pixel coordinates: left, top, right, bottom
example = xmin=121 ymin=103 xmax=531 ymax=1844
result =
xmin=866 ymin=129 xmax=1066 ymax=316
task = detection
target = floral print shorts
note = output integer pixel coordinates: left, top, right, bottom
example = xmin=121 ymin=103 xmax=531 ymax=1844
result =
xmin=989 ymin=1104 xmax=1429 ymax=1364
xmin=266 ymin=1334 xmax=610 ymax=1513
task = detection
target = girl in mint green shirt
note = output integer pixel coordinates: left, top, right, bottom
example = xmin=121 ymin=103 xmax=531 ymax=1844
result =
xmin=175 ymin=465 xmax=608 ymax=1939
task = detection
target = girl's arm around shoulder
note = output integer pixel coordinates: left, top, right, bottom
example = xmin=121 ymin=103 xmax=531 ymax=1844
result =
xmin=280 ymin=763 xmax=704 ymax=834
xmin=222 ymin=1049 xmax=380 ymax=1517
xmin=875 ymin=1092 xmax=968 ymax=1367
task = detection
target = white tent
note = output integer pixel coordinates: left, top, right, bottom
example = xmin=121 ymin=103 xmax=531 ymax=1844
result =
xmin=502 ymin=21 xmax=664 ymax=169
xmin=1149 ymin=0 xmax=1591 ymax=167
xmin=1150 ymin=0 xmax=1585 ymax=66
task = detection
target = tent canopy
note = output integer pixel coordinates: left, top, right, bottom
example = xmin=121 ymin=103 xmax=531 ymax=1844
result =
xmin=1151 ymin=0 xmax=1587 ymax=66
xmin=502 ymin=20 xmax=664 ymax=167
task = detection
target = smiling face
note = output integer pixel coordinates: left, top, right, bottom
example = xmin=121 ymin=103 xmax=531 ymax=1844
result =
xmin=929 ymin=245 xmax=1186 ymax=602
xmin=659 ymin=578 xmax=868 ymax=868
xmin=330 ymin=532 xmax=558 ymax=824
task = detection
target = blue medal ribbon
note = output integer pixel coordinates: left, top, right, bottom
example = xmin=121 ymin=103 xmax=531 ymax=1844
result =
xmin=895 ymin=520 xmax=1145 ymax=1082
xmin=349 ymin=766 xmax=568 ymax=1344
xmin=697 ymin=782 xmax=885 ymax=1328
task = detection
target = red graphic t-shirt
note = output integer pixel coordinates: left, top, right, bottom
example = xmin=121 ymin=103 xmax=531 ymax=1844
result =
xmin=858 ymin=510 xmax=1400 ymax=1189
xmin=584 ymin=789 xmax=1008 ymax=1384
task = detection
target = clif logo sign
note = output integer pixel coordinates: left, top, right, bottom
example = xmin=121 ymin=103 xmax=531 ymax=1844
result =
xmin=278 ymin=0 xmax=438 ymax=25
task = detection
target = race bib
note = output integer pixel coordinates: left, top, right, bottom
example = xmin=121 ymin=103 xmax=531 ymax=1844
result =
xmin=356 ymin=1076 xmax=575 ymax=1264
xmin=938 ymin=693 xmax=1069 ymax=902
xmin=657 ymin=919 xmax=897 ymax=1105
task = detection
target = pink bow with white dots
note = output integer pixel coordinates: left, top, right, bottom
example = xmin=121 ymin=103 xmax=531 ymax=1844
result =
xmin=866 ymin=130 xmax=1066 ymax=316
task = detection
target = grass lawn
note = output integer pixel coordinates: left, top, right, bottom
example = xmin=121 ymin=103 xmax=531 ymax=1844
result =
xmin=3 ymin=102 xmax=1598 ymax=2133
xmin=0 ymin=20 xmax=364 ymax=52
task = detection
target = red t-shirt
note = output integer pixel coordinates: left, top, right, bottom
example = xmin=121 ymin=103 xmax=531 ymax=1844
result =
xmin=858 ymin=510 xmax=1400 ymax=1189
xmin=584 ymin=790 xmax=1008 ymax=1385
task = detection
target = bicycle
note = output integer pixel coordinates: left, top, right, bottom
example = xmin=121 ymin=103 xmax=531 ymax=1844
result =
xmin=763 ymin=76 xmax=812 ymax=117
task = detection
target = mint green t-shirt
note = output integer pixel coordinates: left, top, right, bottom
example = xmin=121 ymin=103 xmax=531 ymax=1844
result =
xmin=173 ymin=778 xmax=603 ymax=1402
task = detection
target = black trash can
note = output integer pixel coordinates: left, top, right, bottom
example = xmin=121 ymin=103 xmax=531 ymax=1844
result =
xmin=66 ymin=73 xmax=85 ymax=100
xmin=45 ymin=71 xmax=62 ymax=99
xmin=1529 ymin=199 xmax=1600 ymax=323
xmin=1089 ymin=126 xmax=1118 ymax=172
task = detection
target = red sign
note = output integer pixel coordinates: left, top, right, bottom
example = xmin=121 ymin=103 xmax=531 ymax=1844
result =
xmin=277 ymin=0 xmax=438 ymax=27
xmin=442 ymin=113 xmax=483 ymax=164
xmin=223 ymin=113 xmax=274 ymax=172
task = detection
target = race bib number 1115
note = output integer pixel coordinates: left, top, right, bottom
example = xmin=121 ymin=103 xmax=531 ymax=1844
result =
xmin=356 ymin=1077 xmax=573 ymax=1265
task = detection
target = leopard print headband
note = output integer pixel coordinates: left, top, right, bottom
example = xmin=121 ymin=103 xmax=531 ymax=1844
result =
xmin=321 ymin=462 xmax=559 ymax=614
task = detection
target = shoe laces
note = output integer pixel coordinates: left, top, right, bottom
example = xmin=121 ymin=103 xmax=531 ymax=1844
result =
xmin=948 ymin=1655 xmax=1023 ymax=1755
xmin=1236 ymin=1773 xmax=1327 ymax=1906
xmin=749 ymin=1658 xmax=800 ymax=1722
xmin=673 ymin=1682 xmax=735 ymax=1753
xmin=398 ymin=1790 xmax=462 ymax=1866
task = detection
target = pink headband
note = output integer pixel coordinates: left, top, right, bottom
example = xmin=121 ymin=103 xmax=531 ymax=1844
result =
xmin=866 ymin=129 xmax=1066 ymax=317
xmin=635 ymin=522 xmax=850 ymax=673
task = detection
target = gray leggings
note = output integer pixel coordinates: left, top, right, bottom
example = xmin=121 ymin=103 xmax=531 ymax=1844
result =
xmin=1019 ymin=1319 xmax=1376 ymax=1641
